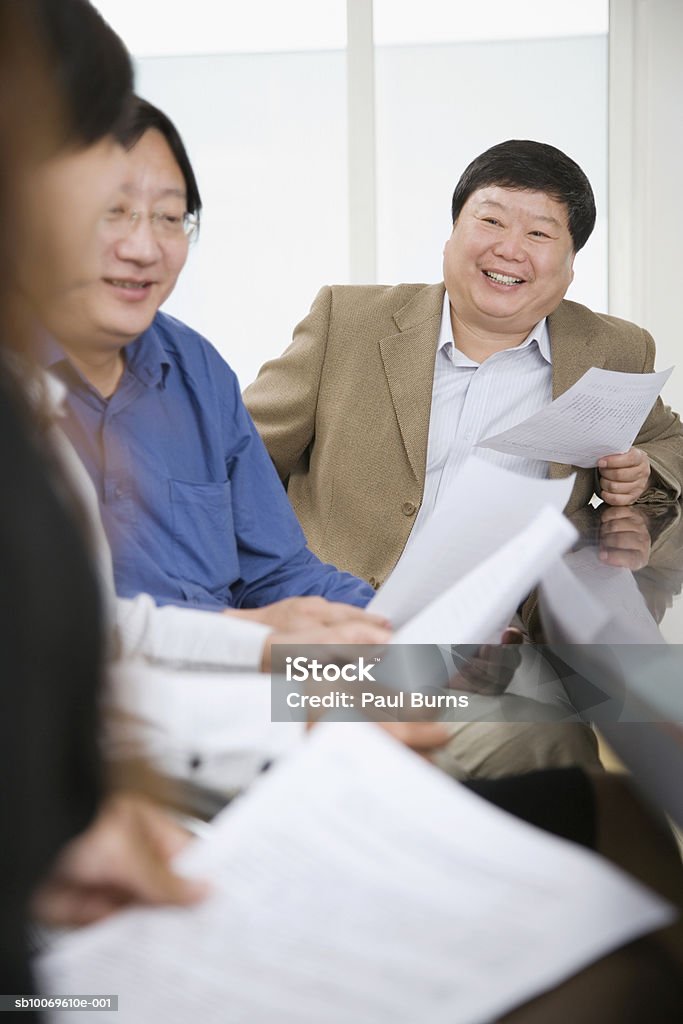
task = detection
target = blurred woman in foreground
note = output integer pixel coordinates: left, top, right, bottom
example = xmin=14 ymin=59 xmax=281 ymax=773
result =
xmin=0 ymin=0 xmax=206 ymax=1005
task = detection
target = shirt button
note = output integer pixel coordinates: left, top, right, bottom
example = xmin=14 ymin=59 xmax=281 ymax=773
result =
xmin=402 ymin=501 xmax=417 ymax=517
xmin=114 ymin=485 xmax=124 ymax=500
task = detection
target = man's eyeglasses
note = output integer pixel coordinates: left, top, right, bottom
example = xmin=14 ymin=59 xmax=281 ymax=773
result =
xmin=103 ymin=204 xmax=198 ymax=241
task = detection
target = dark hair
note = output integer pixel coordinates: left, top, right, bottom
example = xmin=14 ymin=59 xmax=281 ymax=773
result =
xmin=0 ymin=0 xmax=133 ymax=367
xmin=26 ymin=0 xmax=134 ymax=146
xmin=451 ymin=140 xmax=596 ymax=252
xmin=119 ymin=96 xmax=203 ymax=223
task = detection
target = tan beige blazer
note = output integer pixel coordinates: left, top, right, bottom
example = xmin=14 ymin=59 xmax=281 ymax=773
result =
xmin=244 ymin=283 xmax=683 ymax=587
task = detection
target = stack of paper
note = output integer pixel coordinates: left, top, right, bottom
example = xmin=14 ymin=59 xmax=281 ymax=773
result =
xmin=39 ymin=723 xmax=673 ymax=1024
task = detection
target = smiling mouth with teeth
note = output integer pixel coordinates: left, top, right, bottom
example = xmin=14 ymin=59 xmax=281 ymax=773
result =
xmin=483 ymin=270 xmax=524 ymax=286
xmin=106 ymin=279 xmax=151 ymax=290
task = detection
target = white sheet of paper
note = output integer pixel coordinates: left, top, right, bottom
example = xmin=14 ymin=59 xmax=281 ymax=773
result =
xmin=39 ymin=722 xmax=674 ymax=1024
xmin=477 ymin=366 xmax=673 ymax=468
xmin=392 ymin=504 xmax=577 ymax=645
xmin=369 ymin=457 xmax=575 ymax=628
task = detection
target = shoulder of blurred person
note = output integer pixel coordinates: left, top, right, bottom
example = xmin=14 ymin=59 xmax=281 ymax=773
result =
xmin=0 ymin=0 xmax=133 ymax=997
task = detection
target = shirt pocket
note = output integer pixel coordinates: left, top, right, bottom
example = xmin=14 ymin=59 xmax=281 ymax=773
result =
xmin=169 ymin=479 xmax=239 ymax=599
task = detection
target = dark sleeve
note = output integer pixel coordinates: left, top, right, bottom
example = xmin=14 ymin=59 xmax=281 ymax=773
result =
xmin=0 ymin=386 xmax=104 ymax=998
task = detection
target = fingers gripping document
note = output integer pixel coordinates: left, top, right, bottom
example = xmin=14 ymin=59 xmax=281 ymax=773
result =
xmin=39 ymin=723 xmax=674 ymax=1024
xmin=477 ymin=366 xmax=673 ymax=467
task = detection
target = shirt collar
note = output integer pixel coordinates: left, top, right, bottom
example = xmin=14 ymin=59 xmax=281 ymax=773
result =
xmin=125 ymin=319 xmax=172 ymax=388
xmin=438 ymin=290 xmax=552 ymax=366
xmin=36 ymin=316 xmax=171 ymax=390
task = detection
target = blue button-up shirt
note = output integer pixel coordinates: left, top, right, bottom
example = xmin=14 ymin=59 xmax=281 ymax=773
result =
xmin=45 ymin=313 xmax=373 ymax=610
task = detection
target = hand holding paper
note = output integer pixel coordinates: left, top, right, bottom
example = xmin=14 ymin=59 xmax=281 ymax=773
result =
xmin=598 ymin=446 xmax=652 ymax=505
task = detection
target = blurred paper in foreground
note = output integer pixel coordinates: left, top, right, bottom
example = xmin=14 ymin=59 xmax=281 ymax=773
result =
xmin=40 ymin=723 xmax=673 ymax=1024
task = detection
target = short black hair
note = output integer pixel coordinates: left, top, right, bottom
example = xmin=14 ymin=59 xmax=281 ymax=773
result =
xmin=28 ymin=0 xmax=134 ymax=146
xmin=119 ymin=96 xmax=203 ymax=223
xmin=451 ymin=140 xmax=596 ymax=252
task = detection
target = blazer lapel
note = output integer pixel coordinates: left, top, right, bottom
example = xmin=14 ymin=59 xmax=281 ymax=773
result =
xmin=379 ymin=284 xmax=444 ymax=483
xmin=548 ymin=300 xmax=608 ymax=478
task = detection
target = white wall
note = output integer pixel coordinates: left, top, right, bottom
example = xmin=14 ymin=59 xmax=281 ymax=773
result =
xmin=136 ymin=50 xmax=348 ymax=389
xmin=92 ymin=1 xmax=610 ymax=388
xmin=136 ymin=32 xmax=607 ymax=386
xmin=374 ymin=36 xmax=607 ymax=311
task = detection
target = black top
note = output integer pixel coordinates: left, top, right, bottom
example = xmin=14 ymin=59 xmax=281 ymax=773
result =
xmin=0 ymin=376 xmax=104 ymax=1004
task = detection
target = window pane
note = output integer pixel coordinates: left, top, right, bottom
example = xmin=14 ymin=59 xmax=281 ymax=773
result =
xmin=136 ymin=51 xmax=348 ymax=386
xmin=91 ymin=0 xmax=346 ymax=57
xmin=375 ymin=28 xmax=608 ymax=312
xmin=89 ymin=1 xmax=348 ymax=387
xmin=374 ymin=0 xmax=608 ymax=46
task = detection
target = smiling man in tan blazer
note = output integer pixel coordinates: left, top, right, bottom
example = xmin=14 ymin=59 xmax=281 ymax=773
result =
xmin=244 ymin=140 xmax=683 ymax=779
xmin=245 ymin=140 xmax=683 ymax=592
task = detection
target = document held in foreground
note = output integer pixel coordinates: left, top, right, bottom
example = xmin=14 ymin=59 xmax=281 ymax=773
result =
xmin=477 ymin=366 xmax=673 ymax=467
xmin=391 ymin=504 xmax=577 ymax=645
xmin=40 ymin=723 xmax=674 ymax=1024
xmin=369 ymin=456 xmax=575 ymax=630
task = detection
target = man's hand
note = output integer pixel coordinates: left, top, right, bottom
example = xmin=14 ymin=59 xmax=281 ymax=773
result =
xmin=598 ymin=448 xmax=652 ymax=506
xmin=598 ymin=505 xmax=652 ymax=570
xmin=31 ymin=794 xmax=209 ymax=928
xmin=449 ymin=627 xmax=524 ymax=696
xmin=227 ymin=596 xmax=390 ymax=633
xmin=260 ymin=620 xmax=391 ymax=672
xmin=375 ymin=722 xmax=451 ymax=756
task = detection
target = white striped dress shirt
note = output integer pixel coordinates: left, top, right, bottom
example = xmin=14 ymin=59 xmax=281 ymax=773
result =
xmin=406 ymin=291 xmax=553 ymax=545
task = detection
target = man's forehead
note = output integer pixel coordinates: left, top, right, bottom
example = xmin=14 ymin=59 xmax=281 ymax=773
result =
xmin=113 ymin=130 xmax=187 ymax=202
xmin=118 ymin=181 xmax=187 ymax=202
xmin=469 ymin=186 xmax=568 ymax=225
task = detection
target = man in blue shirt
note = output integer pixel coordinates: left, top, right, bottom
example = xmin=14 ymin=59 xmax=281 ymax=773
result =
xmin=41 ymin=98 xmax=374 ymax=614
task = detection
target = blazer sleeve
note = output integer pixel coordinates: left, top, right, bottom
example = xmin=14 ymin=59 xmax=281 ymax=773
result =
xmin=633 ymin=328 xmax=683 ymax=503
xmin=243 ymin=286 xmax=332 ymax=481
